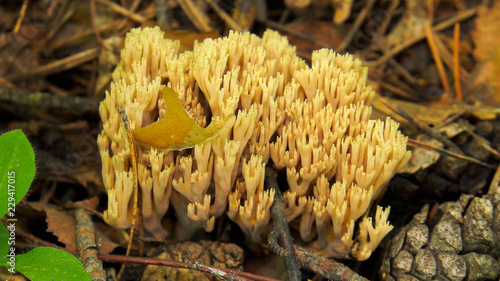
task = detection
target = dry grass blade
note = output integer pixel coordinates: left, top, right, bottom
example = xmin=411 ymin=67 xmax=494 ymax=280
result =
xmin=379 ymin=98 xmax=462 ymax=153
xmin=380 ymin=81 xmax=419 ymax=101
xmin=116 ymin=107 xmax=140 ymax=281
xmin=488 ymin=163 xmax=500 ymax=195
xmin=96 ymin=0 xmax=147 ymax=23
xmin=204 ymin=0 xmax=243 ymax=32
xmin=408 ymin=139 xmax=496 ymax=169
xmin=14 ymin=0 xmax=29 ymax=34
xmin=337 ymin=0 xmax=376 ymax=52
xmin=376 ymin=0 xmax=400 ymax=37
xmin=453 ymin=23 xmax=463 ymax=100
xmin=367 ymin=8 xmax=477 ymax=67
xmin=424 ymin=22 xmax=451 ymax=97
xmin=177 ymin=0 xmax=213 ymax=32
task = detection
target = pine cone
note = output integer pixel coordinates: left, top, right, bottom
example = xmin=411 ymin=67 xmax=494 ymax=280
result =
xmin=380 ymin=193 xmax=500 ymax=281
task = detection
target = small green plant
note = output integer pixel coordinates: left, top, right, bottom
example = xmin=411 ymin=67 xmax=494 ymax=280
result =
xmin=0 ymin=129 xmax=91 ymax=281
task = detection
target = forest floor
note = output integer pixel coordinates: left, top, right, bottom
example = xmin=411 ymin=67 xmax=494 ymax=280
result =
xmin=0 ymin=1 xmax=499 ymax=280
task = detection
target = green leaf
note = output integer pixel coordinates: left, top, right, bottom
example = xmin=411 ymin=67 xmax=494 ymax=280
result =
xmin=15 ymin=247 xmax=91 ymax=281
xmin=0 ymin=129 xmax=36 ymax=217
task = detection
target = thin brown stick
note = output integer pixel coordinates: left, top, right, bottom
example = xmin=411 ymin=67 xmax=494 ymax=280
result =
xmin=129 ymin=0 xmax=142 ymax=12
xmin=261 ymin=19 xmax=330 ymax=49
xmin=182 ymin=256 xmax=251 ymax=281
xmin=116 ymin=107 xmax=140 ymax=281
xmin=488 ymin=163 xmax=500 ymax=195
xmin=376 ymin=0 xmax=400 ymax=37
xmin=431 ymin=29 xmax=469 ymax=83
xmin=75 ymin=208 xmax=106 ymax=281
xmin=407 ymin=139 xmax=496 ymax=169
xmin=96 ymin=0 xmax=147 ymax=23
xmin=378 ymin=98 xmax=462 ymax=153
xmin=367 ymin=8 xmax=477 ymax=67
xmin=427 ymin=0 xmax=434 ymax=21
xmin=177 ymin=0 xmax=213 ymax=32
xmin=5 ymin=48 xmax=100 ymax=81
xmin=424 ymin=22 xmax=451 ymax=96
xmin=100 ymin=254 xmax=280 ymax=281
xmin=337 ymin=0 xmax=376 ymax=52
xmin=379 ymin=81 xmax=418 ymax=101
xmin=40 ymin=1 xmax=77 ymax=49
xmin=14 ymin=0 xmax=29 ymax=34
xmin=90 ymin=0 xmax=103 ymax=44
xmin=388 ymin=59 xmax=421 ymax=86
xmin=204 ymin=0 xmax=243 ymax=32
xmin=453 ymin=23 xmax=463 ymax=101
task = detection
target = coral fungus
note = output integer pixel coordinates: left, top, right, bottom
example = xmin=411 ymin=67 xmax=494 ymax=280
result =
xmin=98 ymin=26 xmax=411 ymax=260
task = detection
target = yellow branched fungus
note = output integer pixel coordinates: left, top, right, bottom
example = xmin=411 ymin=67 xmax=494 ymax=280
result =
xmin=98 ymin=26 xmax=411 ymax=260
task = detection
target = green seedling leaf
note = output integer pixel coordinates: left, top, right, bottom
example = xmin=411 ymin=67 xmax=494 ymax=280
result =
xmin=15 ymin=247 xmax=91 ymax=281
xmin=0 ymin=129 xmax=36 ymax=217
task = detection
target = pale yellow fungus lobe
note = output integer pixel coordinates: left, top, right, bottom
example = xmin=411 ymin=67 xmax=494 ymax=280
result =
xmin=98 ymin=26 xmax=410 ymax=260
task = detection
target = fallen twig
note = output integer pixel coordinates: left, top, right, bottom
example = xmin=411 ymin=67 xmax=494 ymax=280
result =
xmin=75 ymin=208 xmax=106 ymax=281
xmin=100 ymin=254 xmax=280 ymax=281
xmin=265 ymin=167 xmax=301 ymax=281
xmin=182 ymin=256 xmax=250 ymax=281
xmin=337 ymin=0 xmax=376 ymax=52
xmin=0 ymin=86 xmax=99 ymax=116
xmin=95 ymin=0 xmax=147 ymax=23
xmin=294 ymin=245 xmax=368 ymax=281
xmin=5 ymin=47 xmax=100 ymax=81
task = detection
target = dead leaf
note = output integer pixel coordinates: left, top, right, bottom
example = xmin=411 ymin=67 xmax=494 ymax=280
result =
xmin=132 ymin=87 xmax=235 ymax=151
xmin=44 ymin=204 xmax=78 ymax=253
xmin=399 ymin=134 xmax=443 ymax=174
xmin=71 ymin=163 xmax=105 ymax=191
xmin=385 ymin=0 xmax=430 ymax=49
xmin=141 ymin=22 xmax=219 ymax=52
xmin=285 ymin=19 xmax=342 ymax=55
xmin=372 ymin=94 xmax=466 ymax=126
xmin=74 ymin=196 xmax=100 ymax=210
xmin=95 ymin=221 xmax=120 ymax=254
xmin=471 ymin=2 xmax=500 ymax=106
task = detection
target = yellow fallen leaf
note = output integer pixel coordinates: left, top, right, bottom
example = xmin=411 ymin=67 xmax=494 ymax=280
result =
xmin=131 ymin=87 xmax=234 ymax=150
